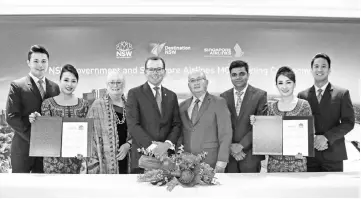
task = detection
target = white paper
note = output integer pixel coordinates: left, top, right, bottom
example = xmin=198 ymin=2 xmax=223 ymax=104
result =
xmin=282 ymin=120 xmax=308 ymax=156
xmin=61 ymin=122 xmax=88 ymax=157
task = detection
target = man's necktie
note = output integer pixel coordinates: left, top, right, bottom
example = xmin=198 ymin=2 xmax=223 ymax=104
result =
xmin=235 ymin=91 xmax=244 ymax=116
xmin=38 ymin=79 xmax=45 ymax=99
xmin=191 ymin=98 xmax=200 ymax=124
xmin=317 ymin=88 xmax=323 ymax=103
xmin=154 ymin=86 xmax=162 ymax=114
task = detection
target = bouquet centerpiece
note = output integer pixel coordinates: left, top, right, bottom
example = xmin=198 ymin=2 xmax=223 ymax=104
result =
xmin=137 ymin=144 xmax=220 ymax=191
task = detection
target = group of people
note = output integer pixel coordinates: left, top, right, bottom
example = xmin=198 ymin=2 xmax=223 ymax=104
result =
xmin=6 ymin=45 xmax=355 ymax=174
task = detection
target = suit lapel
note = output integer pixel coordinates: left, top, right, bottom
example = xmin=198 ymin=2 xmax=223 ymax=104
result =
xmin=26 ymin=75 xmax=42 ymax=101
xmin=44 ymin=78 xmax=52 ymax=99
xmin=226 ymin=89 xmax=237 ymax=118
xmin=194 ymin=93 xmax=211 ymax=125
xmin=238 ymin=86 xmax=254 ymax=120
xmin=182 ymin=97 xmax=193 ymax=127
xmin=142 ymin=83 xmax=161 ymax=117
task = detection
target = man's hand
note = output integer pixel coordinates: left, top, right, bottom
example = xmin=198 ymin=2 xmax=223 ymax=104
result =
xmin=215 ymin=166 xmax=225 ymax=173
xmin=29 ymin=111 xmax=41 ymax=123
xmin=314 ymin=135 xmax=328 ymax=151
xmin=232 ymin=151 xmax=246 ymax=161
xmin=153 ymin=142 xmax=171 ymax=156
xmin=230 ymin=143 xmax=243 ymax=155
xmin=117 ymin=143 xmax=131 ymax=160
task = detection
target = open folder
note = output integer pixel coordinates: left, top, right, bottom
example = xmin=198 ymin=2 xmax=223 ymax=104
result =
xmin=252 ymin=116 xmax=315 ymax=157
xmin=29 ymin=116 xmax=93 ymax=157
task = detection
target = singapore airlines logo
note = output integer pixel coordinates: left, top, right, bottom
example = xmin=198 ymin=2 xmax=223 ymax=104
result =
xmin=234 ymin=43 xmax=244 ymax=57
xmin=150 ymin=43 xmax=166 ymax=56
xmin=116 ymin=41 xmax=133 ymax=59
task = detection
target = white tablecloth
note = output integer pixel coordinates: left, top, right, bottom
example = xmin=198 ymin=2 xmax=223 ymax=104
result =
xmin=0 ymin=172 xmax=359 ymax=198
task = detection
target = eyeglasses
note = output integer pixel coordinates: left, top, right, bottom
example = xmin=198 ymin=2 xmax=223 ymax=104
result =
xmin=188 ymin=78 xmax=206 ymax=84
xmin=146 ymin=68 xmax=164 ymax=73
xmin=108 ymin=81 xmax=123 ymax=86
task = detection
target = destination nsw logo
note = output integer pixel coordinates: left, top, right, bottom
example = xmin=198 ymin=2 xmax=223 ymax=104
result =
xmin=150 ymin=42 xmax=191 ymax=56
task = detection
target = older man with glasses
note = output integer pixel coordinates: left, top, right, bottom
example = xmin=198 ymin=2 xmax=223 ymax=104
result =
xmin=178 ymin=71 xmax=232 ymax=173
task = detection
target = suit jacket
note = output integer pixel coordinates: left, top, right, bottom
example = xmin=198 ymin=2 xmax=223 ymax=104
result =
xmin=220 ymin=85 xmax=267 ymax=159
xmin=298 ymin=83 xmax=355 ymax=161
xmin=179 ymin=93 xmax=232 ymax=168
xmin=6 ymin=75 xmax=60 ymax=143
xmin=126 ymin=82 xmax=181 ymax=169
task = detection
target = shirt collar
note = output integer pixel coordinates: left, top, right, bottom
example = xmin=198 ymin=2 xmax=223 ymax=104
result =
xmin=234 ymin=83 xmax=248 ymax=95
xmin=314 ymin=82 xmax=329 ymax=92
xmin=192 ymin=92 xmax=206 ymax=103
xmin=29 ymin=73 xmax=45 ymax=83
xmin=148 ymin=81 xmax=162 ymax=90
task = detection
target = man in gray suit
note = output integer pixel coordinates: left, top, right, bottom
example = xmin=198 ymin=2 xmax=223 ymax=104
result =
xmin=220 ymin=60 xmax=267 ymax=173
xmin=179 ymin=71 xmax=232 ymax=173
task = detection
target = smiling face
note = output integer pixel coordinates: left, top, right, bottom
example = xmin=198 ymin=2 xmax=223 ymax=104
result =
xmin=106 ymin=72 xmax=125 ymax=96
xmin=188 ymin=71 xmax=208 ymax=96
xmin=311 ymin=57 xmax=331 ymax=82
xmin=230 ymin=67 xmax=249 ymax=91
xmin=144 ymin=59 xmax=166 ymax=86
xmin=59 ymin=71 xmax=78 ymax=95
xmin=27 ymin=52 xmax=49 ymax=79
xmin=276 ymin=74 xmax=295 ymax=98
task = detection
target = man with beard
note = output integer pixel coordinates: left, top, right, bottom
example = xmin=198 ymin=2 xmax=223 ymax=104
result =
xmin=298 ymin=53 xmax=355 ymax=172
xmin=126 ymin=56 xmax=181 ymax=174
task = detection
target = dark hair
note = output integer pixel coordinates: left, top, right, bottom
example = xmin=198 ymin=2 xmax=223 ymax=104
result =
xmin=27 ymin=45 xmax=49 ymax=61
xmin=60 ymin=64 xmax=79 ymax=81
xmin=311 ymin=53 xmax=331 ymax=68
xmin=275 ymin=66 xmax=296 ymax=84
xmin=229 ymin=60 xmax=249 ymax=74
xmin=145 ymin=56 xmax=166 ymax=69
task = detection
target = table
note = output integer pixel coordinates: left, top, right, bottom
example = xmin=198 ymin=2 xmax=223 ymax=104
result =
xmin=0 ymin=172 xmax=359 ymax=198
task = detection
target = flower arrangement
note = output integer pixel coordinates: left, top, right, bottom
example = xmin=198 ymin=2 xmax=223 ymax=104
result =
xmin=137 ymin=145 xmax=220 ymax=191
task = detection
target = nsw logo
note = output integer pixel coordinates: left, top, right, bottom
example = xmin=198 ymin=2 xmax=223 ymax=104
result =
xmin=116 ymin=41 xmax=133 ymax=59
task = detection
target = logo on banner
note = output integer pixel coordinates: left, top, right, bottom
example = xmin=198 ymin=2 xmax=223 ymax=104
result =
xmin=149 ymin=42 xmax=191 ymax=56
xmin=116 ymin=41 xmax=133 ymax=59
xmin=204 ymin=43 xmax=244 ymax=58
xmin=150 ymin=43 xmax=166 ymax=56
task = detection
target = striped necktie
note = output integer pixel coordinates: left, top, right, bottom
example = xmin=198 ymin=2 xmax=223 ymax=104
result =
xmin=153 ymin=86 xmax=162 ymax=114
xmin=317 ymin=88 xmax=323 ymax=103
xmin=235 ymin=91 xmax=244 ymax=116
xmin=191 ymin=98 xmax=200 ymax=124
xmin=38 ymin=79 xmax=45 ymax=99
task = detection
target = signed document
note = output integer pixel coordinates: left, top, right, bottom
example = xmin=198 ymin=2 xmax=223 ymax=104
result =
xmin=252 ymin=116 xmax=315 ymax=157
xmin=61 ymin=122 xmax=88 ymax=157
xmin=30 ymin=117 xmax=93 ymax=157
xmin=282 ymin=119 xmax=309 ymax=156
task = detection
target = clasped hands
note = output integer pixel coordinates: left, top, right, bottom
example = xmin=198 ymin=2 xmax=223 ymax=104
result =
xmin=230 ymin=143 xmax=246 ymax=161
xmin=147 ymin=141 xmax=172 ymax=157
xmin=314 ymin=135 xmax=328 ymax=151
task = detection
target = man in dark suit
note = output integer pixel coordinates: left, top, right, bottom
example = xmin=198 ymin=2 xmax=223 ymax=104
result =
xmin=126 ymin=56 xmax=181 ymax=174
xmin=6 ymin=45 xmax=60 ymax=173
xmin=179 ymin=71 xmax=232 ymax=172
xmin=298 ymin=53 xmax=355 ymax=172
xmin=220 ymin=60 xmax=268 ymax=173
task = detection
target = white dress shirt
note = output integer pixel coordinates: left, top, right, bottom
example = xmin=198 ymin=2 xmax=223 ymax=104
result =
xmin=148 ymin=81 xmax=162 ymax=97
xmin=234 ymin=84 xmax=248 ymax=108
xmin=187 ymin=93 xmax=206 ymax=119
xmin=29 ymin=73 xmax=46 ymax=93
xmin=314 ymin=82 xmax=329 ymax=97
